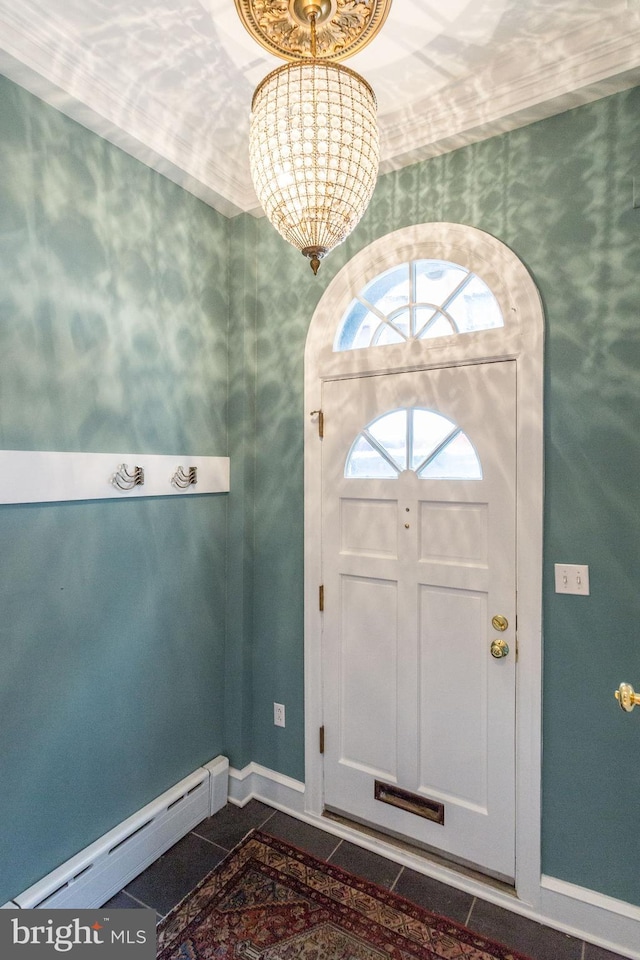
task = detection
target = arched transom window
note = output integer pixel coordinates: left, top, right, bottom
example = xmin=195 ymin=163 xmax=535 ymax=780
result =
xmin=334 ymin=259 xmax=503 ymax=351
xmin=345 ymin=407 xmax=482 ymax=480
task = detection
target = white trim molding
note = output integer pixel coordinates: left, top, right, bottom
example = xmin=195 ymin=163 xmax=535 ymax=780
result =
xmin=0 ymin=5 xmax=638 ymax=217
xmin=540 ymin=876 xmax=640 ymax=959
xmin=228 ymin=763 xmax=305 ymax=815
xmin=304 ymin=223 xmax=545 ymax=906
xmin=380 ymin=10 xmax=640 ymax=173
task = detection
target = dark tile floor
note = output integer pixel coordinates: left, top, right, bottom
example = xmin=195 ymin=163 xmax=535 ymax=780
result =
xmin=105 ymin=801 xmax=627 ymax=960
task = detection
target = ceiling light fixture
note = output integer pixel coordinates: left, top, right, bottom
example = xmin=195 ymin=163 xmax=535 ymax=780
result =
xmin=235 ymin=0 xmax=391 ymax=274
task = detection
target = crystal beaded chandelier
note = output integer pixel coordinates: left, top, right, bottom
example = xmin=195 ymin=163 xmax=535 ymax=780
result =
xmin=235 ymin=0 xmax=391 ymax=274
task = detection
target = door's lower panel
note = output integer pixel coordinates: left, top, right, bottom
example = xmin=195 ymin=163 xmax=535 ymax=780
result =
xmin=323 ymin=806 xmax=514 ymax=887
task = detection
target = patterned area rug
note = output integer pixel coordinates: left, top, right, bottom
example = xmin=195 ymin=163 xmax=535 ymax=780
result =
xmin=156 ymin=830 xmax=531 ymax=960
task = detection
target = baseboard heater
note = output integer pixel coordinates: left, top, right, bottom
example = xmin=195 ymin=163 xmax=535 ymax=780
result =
xmin=2 ymin=755 xmax=229 ymax=911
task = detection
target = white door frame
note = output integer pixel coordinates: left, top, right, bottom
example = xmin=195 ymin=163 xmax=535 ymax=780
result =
xmin=304 ymin=223 xmax=544 ymax=908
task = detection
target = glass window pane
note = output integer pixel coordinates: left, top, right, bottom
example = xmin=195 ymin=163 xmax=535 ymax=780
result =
xmin=335 ymin=298 xmax=378 ymax=350
xmin=416 ymin=310 xmax=454 ymax=340
xmin=361 ymin=264 xmax=410 ymax=316
xmin=346 ymin=406 xmax=483 ymax=480
xmin=419 ymin=432 xmax=482 ymax=479
xmin=414 ymin=259 xmax=468 ymax=304
xmin=412 ymin=305 xmax=436 ymax=333
xmin=368 ymin=409 xmax=407 ymax=470
xmin=372 ymin=308 xmax=410 ymax=345
xmin=345 ymin=435 xmax=399 ymax=478
xmin=447 ymin=274 xmax=503 ymax=333
xmin=410 ymin=409 xmax=456 ymax=471
xmin=373 ymin=323 xmax=406 ymax=346
xmin=334 ymin=259 xmax=504 ymax=351
xmin=388 ymin=308 xmax=411 ymax=339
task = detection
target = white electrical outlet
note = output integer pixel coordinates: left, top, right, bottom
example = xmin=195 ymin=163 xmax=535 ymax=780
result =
xmin=554 ymin=563 xmax=590 ymax=595
xmin=274 ymin=702 xmax=285 ymax=727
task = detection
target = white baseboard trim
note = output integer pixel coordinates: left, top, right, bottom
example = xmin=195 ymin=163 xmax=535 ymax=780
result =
xmin=228 ymin=763 xmax=640 ymax=960
xmin=228 ymin=762 xmax=305 ymax=814
xmin=1 ymin=755 xmax=229 ymax=911
xmin=4 ymin=759 xmax=638 ymax=958
xmin=540 ymin=876 xmax=640 ymax=960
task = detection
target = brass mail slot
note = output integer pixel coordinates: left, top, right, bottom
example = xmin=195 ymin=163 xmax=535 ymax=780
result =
xmin=374 ymin=780 xmax=445 ymax=825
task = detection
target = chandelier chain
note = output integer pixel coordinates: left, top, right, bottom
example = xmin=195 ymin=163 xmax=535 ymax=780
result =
xmin=310 ymin=12 xmax=317 ymax=59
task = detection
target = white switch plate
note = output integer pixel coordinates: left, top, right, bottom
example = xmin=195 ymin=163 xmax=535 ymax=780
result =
xmin=554 ymin=563 xmax=590 ymax=595
xmin=273 ymin=702 xmax=285 ymax=727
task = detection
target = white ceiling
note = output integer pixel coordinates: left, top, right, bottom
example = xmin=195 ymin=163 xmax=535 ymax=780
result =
xmin=0 ymin=0 xmax=638 ymax=218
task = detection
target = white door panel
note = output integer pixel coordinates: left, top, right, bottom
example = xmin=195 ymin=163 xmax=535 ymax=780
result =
xmin=322 ymin=361 xmax=516 ymax=879
xmin=340 ymin=575 xmax=398 ymax=780
xmin=340 ymin=498 xmax=399 ymax=558
xmin=418 ymin=584 xmax=488 ymax=808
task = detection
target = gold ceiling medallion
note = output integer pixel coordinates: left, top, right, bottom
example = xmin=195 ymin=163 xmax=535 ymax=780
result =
xmin=234 ymin=0 xmax=392 ymax=62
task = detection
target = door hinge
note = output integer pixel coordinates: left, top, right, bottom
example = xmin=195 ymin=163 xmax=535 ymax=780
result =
xmin=310 ymin=409 xmax=324 ymax=438
xmin=319 ymin=584 xmax=324 ymax=611
xmin=319 ymin=725 xmax=325 ymax=754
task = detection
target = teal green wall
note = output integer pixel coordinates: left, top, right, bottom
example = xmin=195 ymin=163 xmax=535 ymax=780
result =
xmin=224 ymin=214 xmax=259 ymax=770
xmin=2 ymin=67 xmax=639 ymax=911
xmin=0 ymin=77 xmax=230 ymax=904
xmin=236 ymin=87 xmax=640 ymax=905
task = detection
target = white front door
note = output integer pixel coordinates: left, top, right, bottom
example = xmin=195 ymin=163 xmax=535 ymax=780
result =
xmin=321 ymin=360 xmax=517 ymax=880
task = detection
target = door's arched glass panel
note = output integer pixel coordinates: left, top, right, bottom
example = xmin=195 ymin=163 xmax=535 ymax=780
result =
xmin=418 ymin=431 xmax=482 ymax=479
xmin=411 ymin=410 xmax=458 ymax=470
xmin=345 ymin=408 xmax=482 ymax=479
xmin=335 ymin=259 xmax=503 ymax=351
xmin=345 ymin=435 xmax=399 ymax=478
xmin=368 ymin=409 xmax=407 ymax=470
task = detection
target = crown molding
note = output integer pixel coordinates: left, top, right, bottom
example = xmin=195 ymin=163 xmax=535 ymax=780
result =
xmin=0 ymin=5 xmax=638 ymax=216
xmin=0 ymin=50 xmax=252 ymax=217
xmin=379 ymin=10 xmax=640 ymax=170
xmin=0 ymin=8 xmax=258 ymax=216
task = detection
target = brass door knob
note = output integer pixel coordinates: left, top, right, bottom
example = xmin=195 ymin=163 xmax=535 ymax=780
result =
xmin=615 ymin=682 xmax=640 ymax=713
xmin=490 ymin=638 xmax=509 ymax=659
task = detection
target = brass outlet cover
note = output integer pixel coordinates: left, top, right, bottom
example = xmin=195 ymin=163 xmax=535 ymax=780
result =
xmin=234 ymin=0 xmax=392 ymax=62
